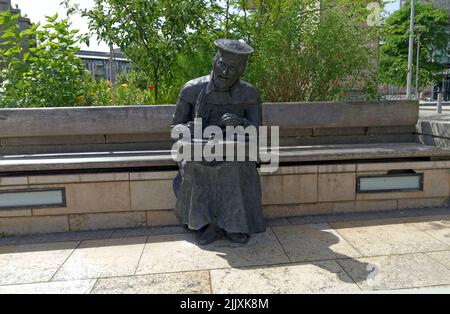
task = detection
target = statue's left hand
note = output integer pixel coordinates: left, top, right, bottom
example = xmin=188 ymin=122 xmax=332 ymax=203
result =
xmin=221 ymin=113 xmax=243 ymax=127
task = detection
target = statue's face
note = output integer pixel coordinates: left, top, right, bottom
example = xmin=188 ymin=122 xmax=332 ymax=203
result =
xmin=212 ymin=53 xmax=246 ymax=91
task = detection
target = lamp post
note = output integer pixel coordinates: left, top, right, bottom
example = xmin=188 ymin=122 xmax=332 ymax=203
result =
xmin=414 ymin=24 xmax=427 ymax=100
xmin=415 ymin=29 xmax=422 ymax=100
xmin=406 ymin=0 xmax=415 ymax=99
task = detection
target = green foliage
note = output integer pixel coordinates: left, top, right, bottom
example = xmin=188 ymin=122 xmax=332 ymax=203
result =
xmin=244 ymin=0 xmax=380 ymax=101
xmin=380 ymin=0 xmax=450 ymax=88
xmin=71 ymin=0 xmax=382 ymax=103
xmin=0 ymin=12 xmax=87 ymax=107
xmin=22 ymin=15 xmax=87 ymax=107
xmin=3 ymin=0 xmax=388 ymax=107
xmin=81 ymin=73 xmax=154 ymax=106
xmin=0 ymin=10 xmax=37 ymax=107
xmin=78 ymin=0 xmax=214 ymax=101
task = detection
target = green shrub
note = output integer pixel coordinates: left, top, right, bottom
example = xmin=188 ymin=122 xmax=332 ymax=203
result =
xmin=0 ymin=12 xmax=87 ymax=107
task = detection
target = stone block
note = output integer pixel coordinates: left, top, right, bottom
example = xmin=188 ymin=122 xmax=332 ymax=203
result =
xmin=318 ymin=173 xmax=356 ymax=202
xmin=131 ymin=180 xmax=176 ymax=211
xmin=318 ymin=164 xmax=356 ymax=173
xmin=417 ymin=134 xmax=450 ymax=148
xmin=28 ymin=173 xmax=129 ymax=185
xmin=0 ymin=209 xmax=32 ymax=218
xmin=69 ymin=212 xmax=146 ymax=232
xmin=333 ymin=200 xmax=398 ymax=214
xmin=0 ymin=177 xmax=28 ymax=186
xmin=106 ymin=132 xmax=172 ymax=143
xmin=0 ymin=215 xmax=69 ymax=236
xmin=356 ymin=161 xmax=435 ymax=172
xmin=1 ymin=135 xmax=105 ymax=146
xmin=32 ymin=181 xmax=131 ymax=216
xmin=263 ymin=203 xmax=333 ymax=219
xmin=146 ymin=210 xmax=179 ymax=227
xmin=366 ymin=126 xmax=416 ymax=135
xmin=398 ymin=197 xmax=448 ymax=210
xmin=259 ymin=165 xmax=317 ymax=176
xmin=261 ymin=174 xmax=317 ymax=205
xmin=130 ymin=171 xmax=177 ymax=181
xmin=313 ymin=127 xmax=366 ymax=137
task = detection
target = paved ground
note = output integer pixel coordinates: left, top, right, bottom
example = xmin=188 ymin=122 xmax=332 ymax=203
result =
xmin=1 ymin=208 xmax=450 ymax=294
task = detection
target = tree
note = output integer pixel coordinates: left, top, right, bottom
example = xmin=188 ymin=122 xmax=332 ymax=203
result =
xmin=241 ymin=0 xmax=382 ymax=101
xmin=0 ymin=12 xmax=87 ymax=107
xmin=64 ymin=0 xmax=381 ymax=103
xmin=0 ymin=10 xmax=37 ymax=107
xmin=23 ymin=14 xmax=87 ymax=107
xmin=380 ymin=1 xmax=450 ymax=89
xmin=76 ymin=0 xmax=216 ymax=102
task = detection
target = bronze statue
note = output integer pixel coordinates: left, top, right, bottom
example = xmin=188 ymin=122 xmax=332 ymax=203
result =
xmin=171 ymin=39 xmax=265 ymax=245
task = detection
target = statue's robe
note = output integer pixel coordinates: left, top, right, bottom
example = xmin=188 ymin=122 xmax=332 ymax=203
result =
xmin=171 ymin=75 xmax=266 ymax=234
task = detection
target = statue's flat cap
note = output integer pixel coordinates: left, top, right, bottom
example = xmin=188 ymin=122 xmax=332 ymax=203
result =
xmin=214 ymin=39 xmax=254 ymax=55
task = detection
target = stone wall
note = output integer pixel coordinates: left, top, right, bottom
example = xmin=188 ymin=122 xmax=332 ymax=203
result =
xmin=417 ymin=111 xmax=450 ymax=147
xmin=1 ymin=160 xmax=448 ymax=236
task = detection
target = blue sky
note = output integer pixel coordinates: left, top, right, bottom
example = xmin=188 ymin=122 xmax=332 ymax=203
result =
xmin=12 ymin=0 xmax=402 ymax=52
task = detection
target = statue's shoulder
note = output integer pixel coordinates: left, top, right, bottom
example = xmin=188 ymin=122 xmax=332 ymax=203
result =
xmin=179 ymin=75 xmax=210 ymax=102
xmin=239 ymin=80 xmax=259 ymax=94
xmin=237 ymin=80 xmax=261 ymax=104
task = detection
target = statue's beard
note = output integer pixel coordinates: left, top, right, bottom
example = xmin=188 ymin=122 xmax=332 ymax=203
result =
xmin=212 ymin=73 xmax=238 ymax=91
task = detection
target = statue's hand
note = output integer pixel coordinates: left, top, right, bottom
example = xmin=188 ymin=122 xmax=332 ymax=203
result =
xmin=221 ymin=113 xmax=242 ymax=127
xmin=172 ymin=121 xmax=195 ymax=136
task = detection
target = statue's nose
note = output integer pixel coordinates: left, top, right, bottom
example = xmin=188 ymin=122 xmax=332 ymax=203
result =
xmin=222 ymin=66 xmax=229 ymax=76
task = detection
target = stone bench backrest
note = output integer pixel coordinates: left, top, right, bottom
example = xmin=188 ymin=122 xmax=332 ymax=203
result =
xmin=0 ymin=100 xmax=419 ymax=155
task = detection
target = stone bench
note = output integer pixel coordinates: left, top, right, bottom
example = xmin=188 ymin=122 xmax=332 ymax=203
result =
xmin=1 ymin=100 xmax=450 ymax=236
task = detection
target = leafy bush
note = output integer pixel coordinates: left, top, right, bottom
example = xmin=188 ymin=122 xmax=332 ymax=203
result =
xmin=81 ymin=74 xmax=154 ymax=106
xmin=0 ymin=11 xmax=37 ymax=107
xmin=0 ymin=12 xmax=87 ymax=107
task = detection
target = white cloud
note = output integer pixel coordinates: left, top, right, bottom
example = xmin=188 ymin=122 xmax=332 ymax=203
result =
xmin=11 ymin=0 xmax=110 ymax=51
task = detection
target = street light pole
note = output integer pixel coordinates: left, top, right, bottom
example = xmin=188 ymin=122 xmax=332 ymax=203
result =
xmin=416 ymin=31 xmax=420 ymax=100
xmin=406 ymin=0 xmax=415 ymax=99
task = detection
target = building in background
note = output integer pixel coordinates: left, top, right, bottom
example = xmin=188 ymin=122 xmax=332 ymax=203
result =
xmin=75 ymin=49 xmax=132 ymax=83
xmin=1 ymin=0 xmax=131 ymax=84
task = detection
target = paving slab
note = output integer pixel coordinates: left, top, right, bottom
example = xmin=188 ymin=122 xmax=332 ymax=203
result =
xmin=0 ymin=279 xmax=96 ymax=294
xmin=426 ymin=251 xmax=450 ymax=270
xmin=136 ymin=229 xmax=289 ymax=275
xmin=272 ymin=223 xmax=362 ymax=262
xmin=91 ymin=271 xmax=211 ymax=294
xmin=378 ymin=285 xmax=450 ymax=293
xmin=0 ymin=241 xmax=79 ymax=285
xmin=210 ymin=261 xmax=361 ymax=293
xmin=331 ymin=220 xmax=450 ymax=256
xmin=337 ymin=253 xmax=450 ymax=291
xmin=52 ymin=237 xmax=146 ymax=280
xmin=408 ymin=216 xmax=450 ymax=246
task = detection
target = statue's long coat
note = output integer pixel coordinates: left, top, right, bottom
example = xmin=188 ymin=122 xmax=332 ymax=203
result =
xmin=171 ymin=75 xmax=266 ymax=234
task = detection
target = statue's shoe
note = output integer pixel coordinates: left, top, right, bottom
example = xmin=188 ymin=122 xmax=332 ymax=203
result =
xmin=227 ymin=233 xmax=250 ymax=244
xmin=198 ymin=224 xmax=224 ymax=246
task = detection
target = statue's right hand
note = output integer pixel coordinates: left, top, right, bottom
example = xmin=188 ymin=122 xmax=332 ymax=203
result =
xmin=172 ymin=122 xmax=195 ymax=137
xmin=186 ymin=121 xmax=195 ymax=134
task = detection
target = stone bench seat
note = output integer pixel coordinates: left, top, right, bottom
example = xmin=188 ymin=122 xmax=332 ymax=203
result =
xmin=1 ymin=142 xmax=450 ymax=174
xmin=2 ymin=101 xmax=450 ymax=237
